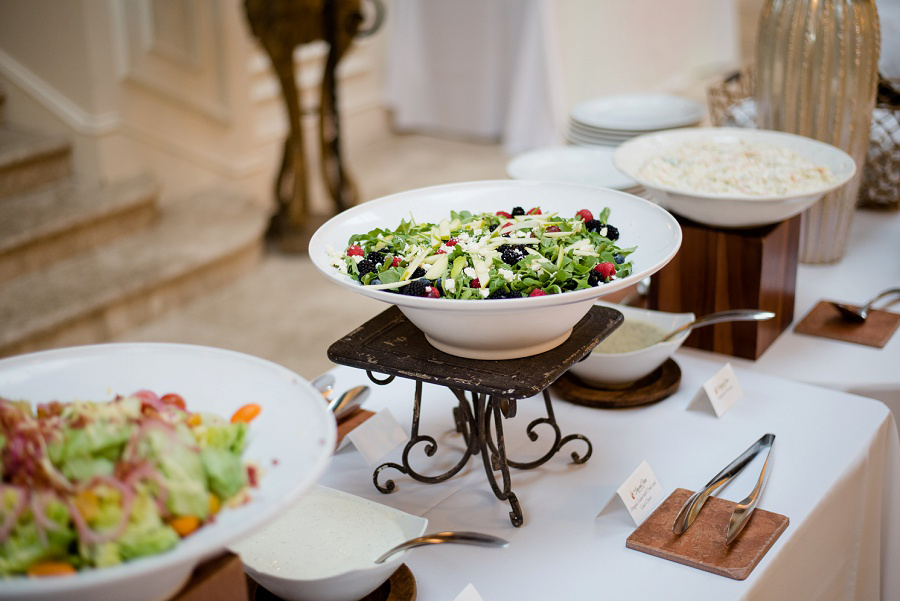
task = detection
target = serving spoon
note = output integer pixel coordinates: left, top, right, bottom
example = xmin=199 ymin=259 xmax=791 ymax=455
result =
xmin=659 ymin=309 xmax=776 ymax=343
xmin=829 ymin=287 xmax=900 ymax=323
xmin=328 ymin=385 xmax=370 ymax=420
xmin=374 ymin=531 xmax=509 ymax=564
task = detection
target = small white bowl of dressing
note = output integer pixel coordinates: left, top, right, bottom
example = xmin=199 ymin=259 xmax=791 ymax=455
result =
xmin=228 ymin=485 xmax=428 ymax=601
xmin=567 ymin=302 xmax=694 ymax=388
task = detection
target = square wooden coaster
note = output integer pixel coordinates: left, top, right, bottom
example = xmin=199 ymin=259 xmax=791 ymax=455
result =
xmin=794 ymin=300 xmax=900 ymax=348
xmin=626 ymin=488 xmax=789 ymax=580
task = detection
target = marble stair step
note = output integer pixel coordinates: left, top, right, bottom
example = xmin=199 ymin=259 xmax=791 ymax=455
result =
xmin=0 ymin=173 xmax=159 ymax=283
xmin=0 ymin=188 xmax=270 ymax=358
xmin=0 ymin=126 xmax=72 ymax=200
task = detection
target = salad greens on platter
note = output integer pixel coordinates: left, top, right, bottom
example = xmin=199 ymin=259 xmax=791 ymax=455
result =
xmin=328 ymin=206 xmax=635 ymax=299
xmin=0 ymin=391 xmax=260 ymax=577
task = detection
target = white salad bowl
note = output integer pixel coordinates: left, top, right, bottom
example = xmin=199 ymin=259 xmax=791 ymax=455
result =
xmin=613 ymin=127 xmax=856 ymax=228
xmin=567 ymin=303 xmax=695 ymax=388
xmin=308 ymin=180 xmax=682 ymax=360
xmin=229 ymin=485 xmax=428 ymax=601
xmin=0 ymin=343 xmax=335 ymax=601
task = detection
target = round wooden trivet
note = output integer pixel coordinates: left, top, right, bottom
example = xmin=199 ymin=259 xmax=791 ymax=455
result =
xmin=248 ymin=563 xmax=416 ymax=601
xmin=553 ymin=358 xmax=681 ymax=409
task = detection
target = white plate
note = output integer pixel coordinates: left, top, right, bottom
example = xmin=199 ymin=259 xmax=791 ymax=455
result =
xmin=308 ymin=180 xmax=681 ymax=360
xmin=0 ymin=343 xmax=335 ymax=601
xmin=507 ymin=146 xmax=637 ymax=190
xmin=571 ymin=94 xmax=704 ymax=131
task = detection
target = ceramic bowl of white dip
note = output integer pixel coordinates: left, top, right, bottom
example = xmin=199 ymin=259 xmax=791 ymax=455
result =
xmin=228 ymin=485 xmax=428 ymax=601
xmin=567 ymin=302 xmax=694 ymax=388
xmin=613 ymin=127 xmax=856 ymax=228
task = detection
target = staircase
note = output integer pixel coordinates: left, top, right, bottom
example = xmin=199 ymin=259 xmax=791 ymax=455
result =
xmin=0 ymin=91 xmax=270 ymax=358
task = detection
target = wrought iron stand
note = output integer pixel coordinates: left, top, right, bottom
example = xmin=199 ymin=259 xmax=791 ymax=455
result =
xmin=327 ymin=305 xmax=622 ymax=527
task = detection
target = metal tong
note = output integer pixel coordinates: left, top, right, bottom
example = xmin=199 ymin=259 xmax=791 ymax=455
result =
xmin=672 ymin=433 xmax=775 ymax=545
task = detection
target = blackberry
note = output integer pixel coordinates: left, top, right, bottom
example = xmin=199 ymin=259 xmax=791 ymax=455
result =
xmin=511 ymin=206 xmax=525 ymax=216
xmin=584 ymin=219 xmax=604 ymax=233
xmin=357 ymin=259 xmax=377 ymax=277
xmin=605 ymin=224 xmax=620 ymax=241
xmin=366 ymin=250 xmax=385 ymax=264
xmin=412 ymin=267 xmax=427 ymax=279
xmin=501 ymin=247 xmax=523 ymax=265
xmin=402 ymin=278 xmax=429 ymax=297
xmin=488 ymin=288 xmax=521 ymax=299
xmin=489 ymin=224 xmax=499 ymax=232
xmin=613 ymin=253 xmax=625 ymax=264
xmin=588 ymin=271 xmax=603 ymax=286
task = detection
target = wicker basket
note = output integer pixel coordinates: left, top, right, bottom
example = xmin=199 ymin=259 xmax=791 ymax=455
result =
xmin=706 ymin=69 xmax=900 ymax=210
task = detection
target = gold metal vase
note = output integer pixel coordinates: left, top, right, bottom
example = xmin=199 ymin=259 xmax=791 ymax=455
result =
xmin=755 ymin=0 xmax=880 ymax=263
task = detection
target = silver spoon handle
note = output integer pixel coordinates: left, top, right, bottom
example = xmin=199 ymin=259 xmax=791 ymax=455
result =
xmin=660 ymin=310 xmax=776 ymax=342
xmin=374 ymin=531 xmax=509 ymax=564
xmin=863 ymin=287 xmax=900 ymax=311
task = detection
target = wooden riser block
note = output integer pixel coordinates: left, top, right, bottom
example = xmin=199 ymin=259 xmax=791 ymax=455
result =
xmin=649 ymin=215 xmax=800 ymax=360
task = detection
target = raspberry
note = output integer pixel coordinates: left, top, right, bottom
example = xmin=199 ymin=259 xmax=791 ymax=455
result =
xmin=425 ymin=285 xmax=440 ymax=298
xmin=529 ymin=289 xmax=547 ymax=297
xmin=527 ymin=207 xmax=542 ymax=215
xmin=357 ymin=259 xmax=377 ymax=277
xmin=576 ymin=209 xmax=593 ymax=221
xmin=511 ymin=206 xmax=525 ymax=216
xmin=594 ymin=262 xmax=616 ymax=279
xmin=546 ymin=225 xmax=561 ymax=233
xmin=391 ymin=256 xmax=401 ymax=267
xmin=347 ymin=244 xmax=364 ymax=257
xmin=366 ymin=250 xmax=385 ymax=264
xmin=470 ymin=278 xmax=481 ymax=289
xmin=496 ymin=211 xmax=513 ymax=218
xmin=446 ymin=238 xmax=459 ymax=246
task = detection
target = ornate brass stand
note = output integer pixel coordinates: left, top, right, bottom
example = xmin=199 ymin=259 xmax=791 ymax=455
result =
xmin=328 ymin=305 xmax=622 ymax=527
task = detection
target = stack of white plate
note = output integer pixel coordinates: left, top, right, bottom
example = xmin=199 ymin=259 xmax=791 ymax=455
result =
xmin=506 ymin=146 xmax=651 ymax=199
xmin=567 ymin=93 xmax=704 ymax=147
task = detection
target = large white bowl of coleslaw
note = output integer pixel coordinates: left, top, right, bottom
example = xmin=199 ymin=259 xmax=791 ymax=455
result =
xmin=0 ymin=343 xmax=335 ymax=601
xmin=309 ymin=180 xmax=682 ymax=360
xmin=613 ymin=127 xmax=856 ymax=228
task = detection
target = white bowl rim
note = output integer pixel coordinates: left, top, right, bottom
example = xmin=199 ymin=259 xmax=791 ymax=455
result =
xmin=613 ymin=127 xmax=857 ymax=202
xmin=0 ymin=342 xmax=336 ymax=598
xmin=308 ymin=179 xmax=683 ymax=313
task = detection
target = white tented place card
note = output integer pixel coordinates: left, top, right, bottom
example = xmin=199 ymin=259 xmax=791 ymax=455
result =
xmin=343 ymin=408 xmax=408 ymax=465
xmin=453 ymin=583 xmax=486 ymax=601
xmin=693 ymin=362 xmax=743 ymax=418
xmin=598 ymin=460 xmax=663 ymax=527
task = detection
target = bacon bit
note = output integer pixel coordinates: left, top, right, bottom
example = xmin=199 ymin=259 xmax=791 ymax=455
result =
xmin=26 ymin=562 xmax=76 ymax=577
xmin=271 ymin=458 xmax=279 ymax=466
xmin=246 ymin=464 xmax=259 ymax=487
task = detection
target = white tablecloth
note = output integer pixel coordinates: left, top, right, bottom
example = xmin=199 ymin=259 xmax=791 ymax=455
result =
xmin=318 ymin=354 xmax=900 ymax=600
xmin=681 ymin=208 xmax=900 ymax=414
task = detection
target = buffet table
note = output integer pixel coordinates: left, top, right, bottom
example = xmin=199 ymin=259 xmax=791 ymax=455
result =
xmin=318 ymin=353 xmax=900 ymax=600
xmin=680 ymin=208 xmax=900 ymax=413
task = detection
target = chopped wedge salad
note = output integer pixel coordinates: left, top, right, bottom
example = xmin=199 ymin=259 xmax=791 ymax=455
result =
xmin=0 ymin=391 xmax=260 ymax=577
xmin=328 ymin=206 xmax=635 ymax=299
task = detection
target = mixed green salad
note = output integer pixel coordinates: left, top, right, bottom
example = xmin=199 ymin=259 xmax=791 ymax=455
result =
xmin=329 ymin=206 xmax=635 ymax=299
xmin=0 ymin=391 xmax=259 ymax=577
